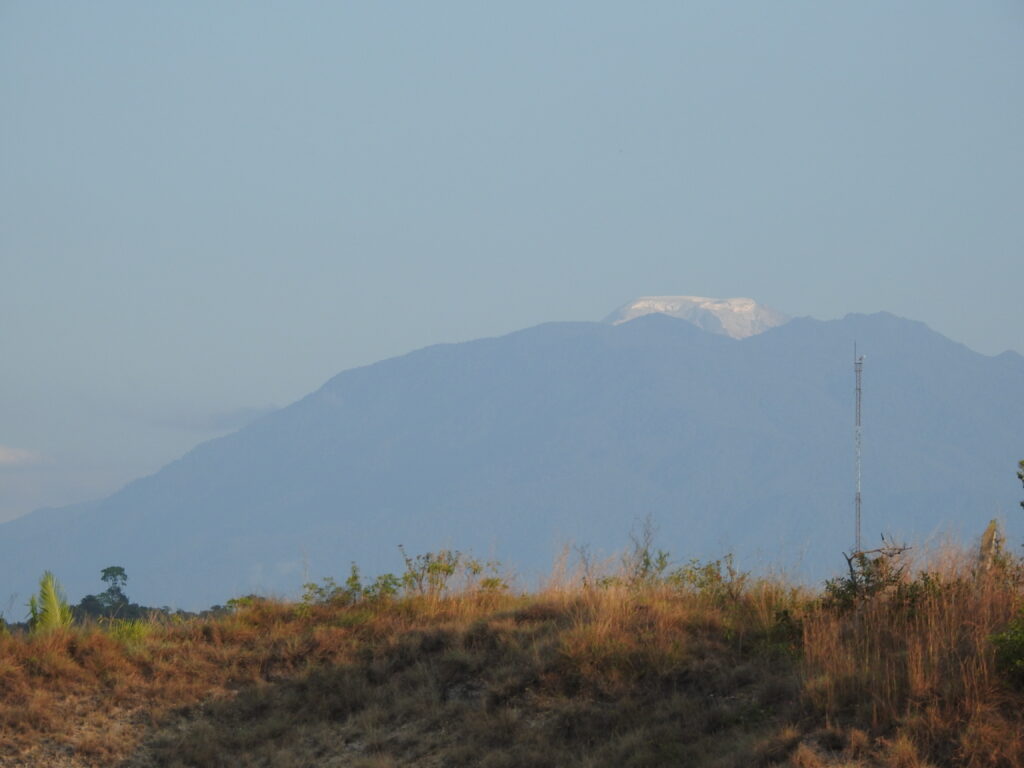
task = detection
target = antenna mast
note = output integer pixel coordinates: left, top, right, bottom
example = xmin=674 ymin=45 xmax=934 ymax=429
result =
xmin=854 ymin=345 xmax=864 ymax=554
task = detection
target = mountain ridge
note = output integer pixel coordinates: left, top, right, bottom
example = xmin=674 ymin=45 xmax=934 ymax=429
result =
xmin=2 ymin=311 xmax=1022 ymax=610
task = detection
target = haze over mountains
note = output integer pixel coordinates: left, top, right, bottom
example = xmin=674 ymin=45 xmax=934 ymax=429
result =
xmin=2 ymin=300 xmax=1022 ymax=610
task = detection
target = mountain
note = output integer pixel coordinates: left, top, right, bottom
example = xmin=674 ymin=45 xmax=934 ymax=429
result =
xmin=604 ymin=296 xmax=790 ymax=338
xmin=1 ymin=310 xmax=1022 ymax=610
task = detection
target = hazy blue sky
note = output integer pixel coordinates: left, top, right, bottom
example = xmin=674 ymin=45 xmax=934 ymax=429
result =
xmin=2 ymin=2 xmax=1022 ymax=522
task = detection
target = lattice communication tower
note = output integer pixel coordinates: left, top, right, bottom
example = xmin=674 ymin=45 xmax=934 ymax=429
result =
xmin=854 ymin=345 xmax=864 ymax=554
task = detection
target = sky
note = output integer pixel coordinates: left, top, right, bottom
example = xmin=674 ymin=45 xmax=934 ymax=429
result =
xmin=2 ymin=1 xmax=1023 ymax=524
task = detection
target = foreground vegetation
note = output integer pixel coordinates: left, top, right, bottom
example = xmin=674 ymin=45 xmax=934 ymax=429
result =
xmin=2 ymin=537 xmax=1024 ymax=767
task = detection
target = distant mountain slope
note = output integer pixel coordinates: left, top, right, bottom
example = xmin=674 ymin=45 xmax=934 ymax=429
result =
xmin=2 ymin=312 xmax=1022 ymax=610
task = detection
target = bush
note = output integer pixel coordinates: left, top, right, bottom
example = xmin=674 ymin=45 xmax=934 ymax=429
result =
xmin=398 ymin=546 xmax=503 ymax=597
xmin=992 ymin=613 xmax=1024 ymax=689
xmin=104 ymin=617 xmax=152 ymax=646
xmin=668 ymin=554 xmax=749 ymax=603
xmin=399 ymin=547 xmax=465 ymax=596
xmin=823 ymin=549 xmax=906 ymax=611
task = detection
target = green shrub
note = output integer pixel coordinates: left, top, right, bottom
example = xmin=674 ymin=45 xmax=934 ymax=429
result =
xmin=618 ymin=517 xmax=671 ymax=588
xmin=104 ymin=617 xmax=152 ymax=646
xmin=364 ymin=572 xmax=402 ymax=600
xmin=992 ymin=613 xmax=1024 ymax=689
xmin=399 ymin=546 xmax=463 ymax=596
xmin=301 ymin=575 xmax=352 ymax=606
xmin=823 ymin=551 xmax=905 ymax=611
xmin=669 ymin=554 xmax=749 ymax=603
xmin=225 ymin=594 xmax=266 ymax=612
xmin=398 ymin=547 xmax=497 ymax=597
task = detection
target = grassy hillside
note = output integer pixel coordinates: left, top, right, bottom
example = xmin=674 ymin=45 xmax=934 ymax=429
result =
xmin=2 ymin=544 xmax=1023 ymax=767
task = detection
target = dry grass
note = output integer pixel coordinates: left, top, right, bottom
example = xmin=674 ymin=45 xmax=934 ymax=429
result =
xmin=803 ymin=551 xmax=1024 ymax=767
xmin=0 ymin=547 xmax=1022 ymax=767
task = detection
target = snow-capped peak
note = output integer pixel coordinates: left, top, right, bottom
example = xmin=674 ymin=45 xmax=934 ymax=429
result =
xmin=603 ymin=296 xmax=790 ymax=339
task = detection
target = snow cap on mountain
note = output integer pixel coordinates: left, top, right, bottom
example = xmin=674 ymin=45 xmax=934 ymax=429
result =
xmin=604 ymin=296 xmax=790 ymax=339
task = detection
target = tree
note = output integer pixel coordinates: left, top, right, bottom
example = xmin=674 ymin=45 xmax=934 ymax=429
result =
xmin=1018 ymin=460 xmax=1023 ymax=510
xmin=74 ymin=566 xmax=132 ymax=619
xmin=99 ymin=566 xmax=129 ymax=614
xmin=101 ymin=566 xmax=127 ymax=599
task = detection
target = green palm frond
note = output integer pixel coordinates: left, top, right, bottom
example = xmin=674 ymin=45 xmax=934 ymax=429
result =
xmin=28 ymin=571 xmax=74 ymax=633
